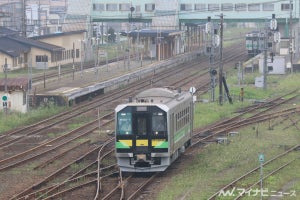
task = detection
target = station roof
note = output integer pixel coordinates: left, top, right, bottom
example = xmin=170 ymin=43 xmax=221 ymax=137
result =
xmin=8 ymin=35 xmax=65 ymax=52
xmin=0 ymin=77 xmax=29 ymax=91
xmin=0 ymin=37 xmax=30 ymax=57
xmin=184 ymin=22 xmax=206 ymax=27
xmin=0 ymin=35 xmax=65 ymax=57
xmin=122 ymin=29 xmax=184 ymax=37
xmin=30 ymin=30 xmax=86 ymax=40
xmin=0 ymin=27 xmax=19 ymax=37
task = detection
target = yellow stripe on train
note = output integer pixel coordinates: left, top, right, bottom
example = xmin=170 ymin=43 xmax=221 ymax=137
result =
xmin=119 ymin=140 xmax=132 ymax=147
xmin=152 ymin=139 xmax=166 ymax=146
xmin=136 ymin=140 xmax=148 ymax=146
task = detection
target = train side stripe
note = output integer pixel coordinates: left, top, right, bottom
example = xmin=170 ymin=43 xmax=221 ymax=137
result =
xmin=174 ymin=126 xmax=190 ymax=143
xmin=152 ymin=139 xmax=168 ymax=148
xmin=116 ymin=140 xmax=132 ymax=148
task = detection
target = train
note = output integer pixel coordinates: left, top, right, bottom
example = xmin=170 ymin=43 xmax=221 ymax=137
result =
xmin=115 ymin=87 xmax=194 ymax=172
xmin=245 ymin=31 xmax=265 ymax=57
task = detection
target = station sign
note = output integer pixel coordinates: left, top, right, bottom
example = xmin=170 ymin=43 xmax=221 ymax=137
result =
xmin=2 ymin=95 xmax=8 ymax=101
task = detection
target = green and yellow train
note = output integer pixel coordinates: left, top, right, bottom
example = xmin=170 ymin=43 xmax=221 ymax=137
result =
xmin=115 ymin=87 xmax=194 ymax=172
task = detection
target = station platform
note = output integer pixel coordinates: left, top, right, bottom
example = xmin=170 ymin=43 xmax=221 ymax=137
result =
xmin=31 ymin=52 xmax=199 ymax=106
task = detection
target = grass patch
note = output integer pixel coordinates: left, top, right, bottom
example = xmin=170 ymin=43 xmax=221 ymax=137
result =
xmin=158 ymin=71 xmax=300 ymax=199
xmin=0 ymin=105 xmax=67 ymax=134
xmin=157 ymin=124 xmax=300 ymax=200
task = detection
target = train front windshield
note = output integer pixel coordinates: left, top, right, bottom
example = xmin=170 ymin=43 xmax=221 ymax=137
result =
xmin=151 ymin=113 xmax=167 ymax=135
xmin=116 ymin=106 xmax=168 ymax=153
xmin=116 ymin=107 xmax=167 ymax=136
xmin=117 ymin=113 xmax=132 ymax=135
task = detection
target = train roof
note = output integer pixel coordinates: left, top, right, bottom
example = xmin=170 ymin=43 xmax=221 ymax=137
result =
xmin=134 ymin=87 xmax=190 ymax=104
xmin=115 ymin=87 xmax=192 ymax=112
xmin=136 ymin=87 xmax=178 ymax=99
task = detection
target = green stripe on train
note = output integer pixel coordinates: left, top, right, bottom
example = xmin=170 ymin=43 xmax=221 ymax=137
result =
xmin=116 ymin=141 xmax=130 ymax=149
xmin=154 ymin=141 xmax=169 ymax=148
xmin=174 ymin=126 xmax=190 ymax=143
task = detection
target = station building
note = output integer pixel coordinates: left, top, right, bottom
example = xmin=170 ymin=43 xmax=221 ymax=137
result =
xmin=0 ymin=28 xmax=85 ymax=71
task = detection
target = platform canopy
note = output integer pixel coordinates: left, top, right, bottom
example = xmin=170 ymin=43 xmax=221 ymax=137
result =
xmin=122 ymin=29 xmax=184 ymax=37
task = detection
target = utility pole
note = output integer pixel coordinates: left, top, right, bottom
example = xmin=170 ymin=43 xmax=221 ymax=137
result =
xmin=218 ymin=14 xmax=224 ymax=105
xmin=72 ymin=42 xmax=75 ymax=80
xmin=289 ymin=0 xmax=293 ymax=73
xmin=205 ymin=16 xmax=219 ymax=102
xmin=263 ymin=29 xmax=268 ymax=90
xmin=4 ymin=58 xmax=7 ymax=94
xmin=22 ymin=0 xmax=26 ymax=37
xmin=38 ymin=0 xmax=41 ymax=36
xmin=4 ymin=58 xmax=8 ymax=115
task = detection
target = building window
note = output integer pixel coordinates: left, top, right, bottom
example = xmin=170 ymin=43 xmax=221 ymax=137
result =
xmin=106 ymin=4 xmax=118 ymax=11
xmin=263 ymin=3 xmax=274 ymax=11
xmin=36 ymin=55 xmax=48 ymax=62
xmin=145 ymin=3 xmax=155 ymax=11
xmin=248 ymin=4 xmax=260 ymax=11
xmin=93 ymin=4 xmax=105 ymax=11
xmin=50 ymin=6 xmax=65 ymax=14
xmin=136 ymin=5 xmax=141 ymax=12
xmin=235 ymin=3 xmax=247 ymax=11
xmin=208 ymin=4 xmax=219 ymax=11
xmin=119 ymin=3 xmax=130 ymax=11
xmin=195 ymin=4 xmax=206 ymax=11
xmin=180 ymin=4 xmax=192 ymax=11
xmin=222 ymin=3 xmax=233 ymax=11
xmin=281 ymin=3 xmax=293 ymax=11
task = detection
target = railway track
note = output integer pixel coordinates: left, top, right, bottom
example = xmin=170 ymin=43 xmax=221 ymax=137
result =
xmin=0 ymin=43 xmax=250 ymax=199
xmin=192 ymin=90 xmax=300 ymax=143
xmin=207 ymin=144 xmax=300 ymax=200
xmin=4 ymin=43 xmax=299 ymax=199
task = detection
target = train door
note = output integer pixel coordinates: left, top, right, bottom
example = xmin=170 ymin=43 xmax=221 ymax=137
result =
xmin=132 ymin=113 xmax=151 ymax=153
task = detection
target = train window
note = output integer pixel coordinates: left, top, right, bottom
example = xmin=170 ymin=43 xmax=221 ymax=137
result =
xmin=117 ymin=113 xmax=132 ymax=135
xmin=152 ymin=113 xmax=167 ymax=135
xmin=137 ymin=117 xmax=147 ymax=135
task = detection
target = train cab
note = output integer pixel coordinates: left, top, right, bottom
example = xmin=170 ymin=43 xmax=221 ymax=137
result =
xmin=115 ymin=105 xmax=169 ymax=171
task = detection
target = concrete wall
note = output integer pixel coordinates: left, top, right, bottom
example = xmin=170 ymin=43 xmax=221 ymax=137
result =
xmin=0 ymin=91 xmax=27 ymax=113
xmin=259 ymin=56 xmax=286 ymax=75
